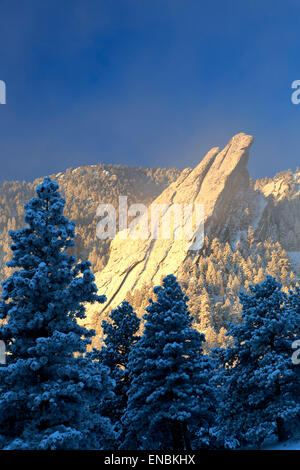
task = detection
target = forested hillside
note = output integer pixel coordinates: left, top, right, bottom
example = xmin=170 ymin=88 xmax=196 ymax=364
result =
xmin=126 ymin=231 xmax=297 ymax=350
xmin=1 ymin=157 xmax=299 ymax=352
xmin=0 ymin=163 xmax=181 ymax=288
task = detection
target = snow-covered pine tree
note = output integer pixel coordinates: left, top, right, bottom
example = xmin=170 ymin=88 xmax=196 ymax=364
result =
xmin=122 ymin=274 xmax=215 ymax=450
xmin=0 ymin=177 xmax=115 ymax=450
xmin=214 ymin=276 xmax=300 ymax=449
xmin=288 ymin=286 xmax=300 ymax=319
xmin=91 ymin=301 xmax=140 ymax=432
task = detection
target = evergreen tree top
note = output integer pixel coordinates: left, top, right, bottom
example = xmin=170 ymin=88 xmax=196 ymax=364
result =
xmin=145 ymin=274 xmax=193 ymax=329
xmin=7 ymin=177 xmax=75 ymax=271
xmin=0 ymin=176 xmax=106 ymax=352
xmin=100 ymin=300 xmax=140 ymax=370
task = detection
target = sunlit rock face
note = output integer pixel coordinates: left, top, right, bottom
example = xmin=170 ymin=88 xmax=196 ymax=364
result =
xmin=85 ymin=133 xmax=270 ymax=329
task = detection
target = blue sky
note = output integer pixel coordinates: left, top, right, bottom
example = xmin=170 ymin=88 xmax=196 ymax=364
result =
xmin=0 ymin=0 xmax=300 ymax=182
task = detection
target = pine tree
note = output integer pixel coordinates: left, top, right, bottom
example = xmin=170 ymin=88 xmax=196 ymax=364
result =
xmin=0 ymin=178 xmax=114 ymax=450
xmin=288 ymin=286 xmax=300 ymax=317
xmin=122 ymin=274 xmax=215 ymax=450
xmin=214 ymin=276 xmax=300 ymax=449
xmin=199 ymin=290 xmax=212 ymax=331
xmin=91 ymin=301 xmax=140 ymax=432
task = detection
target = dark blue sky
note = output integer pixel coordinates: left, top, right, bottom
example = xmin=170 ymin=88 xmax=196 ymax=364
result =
xmin=0 ymin=0 xmax=300 ymax=182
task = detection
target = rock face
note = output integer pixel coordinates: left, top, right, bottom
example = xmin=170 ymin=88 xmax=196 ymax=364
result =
xmin=84 ymin=132 xmax=300 ymax=332
xmin=86 ymin=133 xmax=263 ymax=328
xmin=254 ymin=170 xmax=300 ymax=252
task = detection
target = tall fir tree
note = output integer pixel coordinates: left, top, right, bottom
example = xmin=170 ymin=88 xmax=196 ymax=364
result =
xmin=122 ymin=274 xmax=215 ymax=450
xmin=91 ymin=301 xmax=140 ymax=434
xmin=0 ymin=178 xmax=115 ymax=449
xmin=214 ymin=276 xmax=300 ymax=449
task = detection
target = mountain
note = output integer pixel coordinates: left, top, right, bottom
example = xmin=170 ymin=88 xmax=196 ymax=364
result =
xmin=0 ymin=133 xmax=299 ymax=348
xmin=0 ymin=163 xmax=181 ymax=286
xmin=82 ymin=133 xmax=299 ymax=346
xmin=87 ymin=134 xmax=252 ymax=313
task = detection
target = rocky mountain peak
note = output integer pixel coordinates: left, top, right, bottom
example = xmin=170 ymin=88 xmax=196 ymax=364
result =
xmin=86 ymin=133 xmax=255 ymax=326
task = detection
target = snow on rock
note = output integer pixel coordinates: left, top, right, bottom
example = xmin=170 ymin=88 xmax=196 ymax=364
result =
xmin=84 ymin=133 xmax=256 ymax=329
xmin=261 ymin=171 xmax=300 ymax=201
